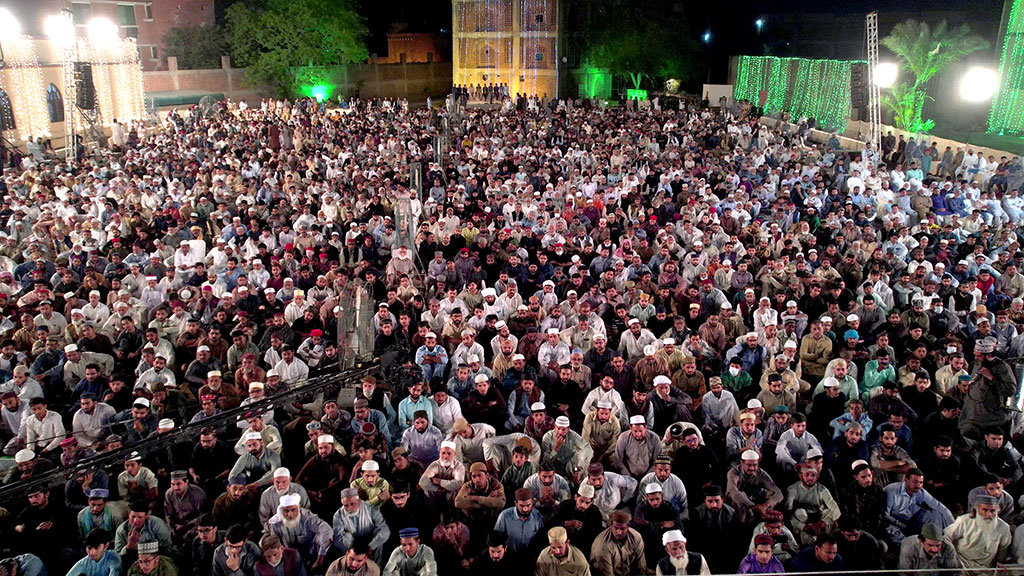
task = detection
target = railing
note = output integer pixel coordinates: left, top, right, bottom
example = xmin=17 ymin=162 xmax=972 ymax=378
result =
xmin=0 ymin=360 xmax=379 ymax=505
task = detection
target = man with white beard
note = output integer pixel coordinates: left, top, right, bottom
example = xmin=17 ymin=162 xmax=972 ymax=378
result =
xmin=266 ymin=493 xmax=332 ymax=570
xmin=943 ymin=495 xmax=1011 ymax=569
xmin=258 ymin=467 xmax=310 ymax=523
xmin=655 ymin=530 xmax=711 ymax=575
xmin=417 ymin=441 xmax=465 ymax=506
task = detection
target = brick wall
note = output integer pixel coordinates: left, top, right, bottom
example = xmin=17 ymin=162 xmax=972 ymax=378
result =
xmin=143 ymin=58 xmax=454 ymax=104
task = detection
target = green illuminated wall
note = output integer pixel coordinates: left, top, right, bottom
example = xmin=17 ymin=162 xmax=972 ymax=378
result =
xmin=989 ymin=0 xmax=1024 ymax=135
xmin=734 ymin=55 xmax=861 ymax=132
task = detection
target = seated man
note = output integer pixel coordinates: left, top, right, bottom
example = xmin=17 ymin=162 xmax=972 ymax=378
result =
xmin=944 ymin=495 xmax=1012 ymax=569
xmin=882 ymin=468 xmax=953 ymax=546
xmin=265 ymin=494 xmax=332 ymax=570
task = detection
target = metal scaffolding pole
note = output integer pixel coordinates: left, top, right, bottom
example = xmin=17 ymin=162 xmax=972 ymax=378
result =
xmin=866 ymin=11 xmax=882 ymax=159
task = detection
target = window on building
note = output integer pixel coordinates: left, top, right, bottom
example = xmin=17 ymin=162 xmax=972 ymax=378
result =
xmin=0 ymin=89 xmax=15 ymax=132
xmin=150 ymin=46 xmax=158 ymax=60
xmin=118 ymin=4 xmax=138 ymax=38
xmin=144 ymin=3 xmax=153 ymax=20
xmin=71 ymin=2 xmax=91 ymax=23
xmin=47 ymin=84 xmax=64 ymax=123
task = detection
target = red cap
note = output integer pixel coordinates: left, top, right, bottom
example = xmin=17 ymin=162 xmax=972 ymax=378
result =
xmin=310 ymin=329 xmax=323 ymax=337
xmin=284 ymin=243 xmax=294 ymax=251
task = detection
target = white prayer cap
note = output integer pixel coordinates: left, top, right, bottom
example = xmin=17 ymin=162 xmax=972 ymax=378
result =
xmin=662 ymin=530 xmax=686 ymax=545
xmin=317 ymin=435 xmax=334 ymax=445
xmin=474 ymin=374 xmax=490 ymax=383
xmin=424 ymin=332 xmax=437 ymax=339
xmin=741 ymin=449 xmax=760 ymax=461
xmin=244 ymin=432 xmax=263 ymax=442
xmin=273 ymin=467 xmax=291 ymax=478
xmin=279 ymin=494 xmax=301 ymax=508
xmin=629 ymin=415 xmax=646 ymax=426
xmin=644 ymin=345 xmax=657 ymax=356
xmin=64 ymin=344 xmax=78 ymax=353
xmin=644 ymin=483 xmax=663 ymax=494
xmin=555 ymin=416 xmax=571 ymax=427
xmin=530 ymin=402 xmax=546 ymax=412
xmin=547 ymin=328 xmax=560 ymax=335
xmin=14 ymin=449 xmax=34 ymax=463
xmin=440 ymin=440 xmax=457 ymax=451
xmin=653 ymin=375 xmax=672 ymax=386
xmin=361 ymin=460 xmax=380 ymax=472
xmin=662 ymin=338 xmax=675 ymax=345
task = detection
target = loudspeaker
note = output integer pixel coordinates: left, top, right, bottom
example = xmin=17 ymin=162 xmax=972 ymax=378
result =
xmin=74 ymin=62 xmax=96 ymax=109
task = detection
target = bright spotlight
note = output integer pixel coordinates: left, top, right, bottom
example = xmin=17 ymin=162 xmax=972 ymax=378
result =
xmin=960 ymin=67 xmax=998 ymax=102
xmin=87 ymin=17 xmax=118 ymax=45
xmin=874 ymin=62 xmax=899 ymax=88
xmin=702 ymin=32 xmax=711 ymax=43
xmin=0 ymin=8 xmax=22 ymax=40
xmin=755 ymin=19 xmax=764 ymax=29
xmin=45 ymin=14 xmax=75 ymax=46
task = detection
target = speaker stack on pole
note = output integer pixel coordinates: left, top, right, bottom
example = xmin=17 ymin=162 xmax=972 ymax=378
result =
xmin=73 ymin=62 xmax=96 ymax=109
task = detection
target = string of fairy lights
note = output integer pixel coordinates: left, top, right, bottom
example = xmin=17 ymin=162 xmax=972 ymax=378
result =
xmin=0 ymin=30 xmax=146 ymax=145
xmin=988 ymin=0 xmax=1024 ymax=135
xmin=2 ymin=36 xmax=50 ymax=141
xmin=453 ymin=0 xmax=555 ymax=97
xmin=734 ymin=55 xmax=859 ymax=132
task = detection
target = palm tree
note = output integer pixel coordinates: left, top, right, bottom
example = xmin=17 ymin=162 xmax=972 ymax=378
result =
xmin=881 ymin=20 xmax=988 ymax=133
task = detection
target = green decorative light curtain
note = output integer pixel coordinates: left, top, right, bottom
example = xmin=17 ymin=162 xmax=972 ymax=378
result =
xmin=988 ymin=0 xmax=1024 ymax=135
xmin=733 ymin=55 xmax=860 ymax=132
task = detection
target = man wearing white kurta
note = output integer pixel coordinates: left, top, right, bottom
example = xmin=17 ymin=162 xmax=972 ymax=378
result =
xmin=943 ymin=496 xmax=1012 ymax=569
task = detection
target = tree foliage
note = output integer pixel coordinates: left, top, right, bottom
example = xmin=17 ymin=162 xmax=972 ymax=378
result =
xmin=579 ymin=0 xmax=697 ymax=91
xmin=225 ymin=0 xmax=369 ymax=97
xmin=881 ymin=19 xmax=988 ymax=132
xmin=163 ymin=25 xmax=225 ymax=70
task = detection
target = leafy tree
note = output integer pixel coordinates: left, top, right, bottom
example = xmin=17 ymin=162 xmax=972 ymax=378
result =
xmin=881 ymin=19 xmax=988 ymax=132
xmin=163 ymin=25 xmax=225 ymax=69
xmin=225 ymin=0 xmax=369 ymax=97
xmin=579 ymin=0 xmax=696 ymax=91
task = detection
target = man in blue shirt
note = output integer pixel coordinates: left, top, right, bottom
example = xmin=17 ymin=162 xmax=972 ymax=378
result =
xmin=883 ymin=468 xmax=954 ymax=546
xmin=396 ymin=381 xmax=433 ymax=434
xmin=493 ymin=488 xmax=544 ymax=554
xmin=68 ymin=528 xmax=122 ymax=576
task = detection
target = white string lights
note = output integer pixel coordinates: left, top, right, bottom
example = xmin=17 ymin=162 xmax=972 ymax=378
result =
xmin=3 ymin=37 xmax=50 ymax=140
xmin=111 ymin=37 xmax=146 ymax=122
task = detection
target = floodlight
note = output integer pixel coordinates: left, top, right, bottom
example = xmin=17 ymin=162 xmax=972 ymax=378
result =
xmin=874 ymin=62 xmax=899 ymax=88
xmin=87 ymin=17 xmax=118 ymax=45
xmin=45 ymin=13 xmax=75 ymax=46
xmin=0 ymin=8 xmax=22 ymax=40
xmin=960 ymin=67 xmax=998 ymax=102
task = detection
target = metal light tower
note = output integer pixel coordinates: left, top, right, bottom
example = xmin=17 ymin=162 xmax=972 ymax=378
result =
xmin=866 ymin=11 xmax=882 ymax=156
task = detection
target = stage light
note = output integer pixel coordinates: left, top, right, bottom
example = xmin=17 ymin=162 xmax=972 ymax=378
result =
xmin=45 ymin=13 xmax=75 ymax=45
xmin=960 ymin=67 xmax=998 ymax=102
xmin=702 ymin=32 xmax=711 ymax=43
xmin=0 ymin=8 xmax=22 ymax=40
xmin=755 ymin=19 xmax=764 ymax=30
xmin=87 ymin=17 xmax=118 ymax=45
xmin=873 ymin=62 xmax=899 ymax=88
